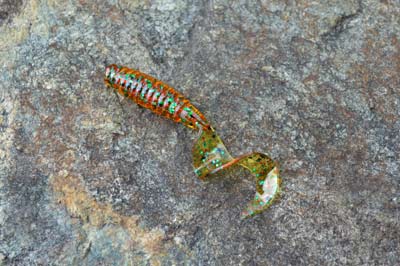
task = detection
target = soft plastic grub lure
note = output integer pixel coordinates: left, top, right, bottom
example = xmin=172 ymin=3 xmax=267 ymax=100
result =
xmin=104 ymin=64 xmax=281 ymax=218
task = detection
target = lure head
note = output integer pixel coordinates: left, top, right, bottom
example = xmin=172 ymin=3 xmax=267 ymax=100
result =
xmin=104 ymin=64 xmax=120 ymax=87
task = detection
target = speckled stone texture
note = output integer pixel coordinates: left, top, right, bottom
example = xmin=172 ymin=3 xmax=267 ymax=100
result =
xmin=0 ymin=0 xmax=399 ymax=265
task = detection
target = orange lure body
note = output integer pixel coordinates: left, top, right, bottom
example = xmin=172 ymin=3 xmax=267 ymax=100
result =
xmin=105 ymin=64 xmax=211 ymax=131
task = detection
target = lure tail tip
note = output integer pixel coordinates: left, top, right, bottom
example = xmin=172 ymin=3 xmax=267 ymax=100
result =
xmin=240 ymin=166 xmax=281 ymax=219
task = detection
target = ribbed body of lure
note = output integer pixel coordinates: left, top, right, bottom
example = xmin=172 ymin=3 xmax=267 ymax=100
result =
xmin=105 ymin=64 xmax=211 ymax=131
xmin=104 ymin=64 xmax=281 ymax=219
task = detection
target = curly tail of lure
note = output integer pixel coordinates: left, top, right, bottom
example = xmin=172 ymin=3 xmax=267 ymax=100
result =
xmin=104 ymin=64 xmax=281 ymax=218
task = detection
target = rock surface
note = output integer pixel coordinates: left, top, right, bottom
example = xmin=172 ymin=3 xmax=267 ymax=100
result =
xmin=0 ymin=0 xmax=399 ymax=265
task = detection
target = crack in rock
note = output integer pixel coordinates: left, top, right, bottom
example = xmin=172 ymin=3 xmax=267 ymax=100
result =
xmin=321 ymin=1 xmax=363 ymax=41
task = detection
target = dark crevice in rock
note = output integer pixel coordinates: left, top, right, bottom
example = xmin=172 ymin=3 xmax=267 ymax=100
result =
xmin=137 ymin=30 xmax=166 ymax=65
xmin=135 ymin=2 xmax=202 ymax=65
xmin=321 ymin=0 xmax=363 ymax=41
xmin=0 ymin=0 xmax=24 ymax=26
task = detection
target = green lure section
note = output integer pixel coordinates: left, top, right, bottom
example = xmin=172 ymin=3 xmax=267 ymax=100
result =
xmin=193 ymin=128 xmax=280 ymax=218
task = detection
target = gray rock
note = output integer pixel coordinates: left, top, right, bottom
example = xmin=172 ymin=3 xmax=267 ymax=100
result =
xmin=0 ymin=0 xmax=399 ymax=265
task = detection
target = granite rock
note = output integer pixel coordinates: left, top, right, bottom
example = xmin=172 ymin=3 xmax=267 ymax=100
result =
xmin=0 ymin=0 xmax=399 ymax=265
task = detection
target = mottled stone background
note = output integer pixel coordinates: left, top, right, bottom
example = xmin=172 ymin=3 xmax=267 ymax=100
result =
xmin=0 ymin=0 xmax=399 ymax=265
